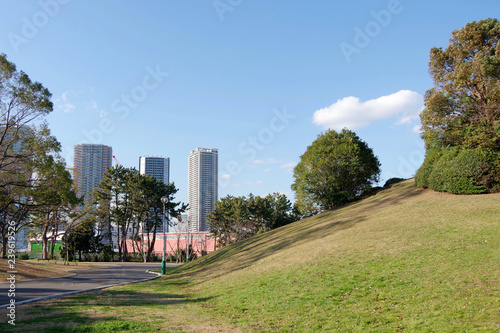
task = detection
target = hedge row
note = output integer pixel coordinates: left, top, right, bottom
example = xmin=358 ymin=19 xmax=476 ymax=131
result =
xmin=415 ymin=147 xmax=500 ymax=194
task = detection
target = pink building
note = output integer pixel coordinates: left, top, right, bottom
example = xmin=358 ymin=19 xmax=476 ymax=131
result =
xmin=127 ymin=232 xmax=217 ymax=258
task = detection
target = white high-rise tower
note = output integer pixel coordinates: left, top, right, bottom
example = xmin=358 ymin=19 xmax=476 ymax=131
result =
xmin=188 ymin=148 xmax=218 ymax=232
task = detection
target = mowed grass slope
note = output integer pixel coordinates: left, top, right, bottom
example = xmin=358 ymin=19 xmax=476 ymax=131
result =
xmin=171 ymin=179 xmax=500 ymax=331
xmin=2 ymin=179 xmax=499 ymax=332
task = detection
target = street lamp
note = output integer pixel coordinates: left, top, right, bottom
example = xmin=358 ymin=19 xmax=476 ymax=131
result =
xmin=161 ymin=196 xmax=168 ymax=275
xmin=186 ymin=224 xmax=189 ymax=263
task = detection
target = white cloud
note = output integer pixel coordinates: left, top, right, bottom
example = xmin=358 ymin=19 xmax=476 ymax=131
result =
xmin=247 ymin=180 xmax=263 ymax=185
xmin=412 ymin=125 xmax=422 ymax=133
xmin=251 ymin=158 xmax=281 ymax=165
xmin=220 ymin=174 xmax=232 ymax=180
xmin=56 ymin=91 xmax=76 ymax=113
xmin=89 ymin=100 xmax=98 ymax=109
xmin=262 ymin=168 xmax=271 ymax=173
xmin=61 ymin=103 xmax=76 ymax=113
xmin=312 ymin=90 xmax=424 ymax=130
xmin=262 ymin=190 xmax=292 ymax=198
xmin=280 ymin=162 xmax=297 ymax=169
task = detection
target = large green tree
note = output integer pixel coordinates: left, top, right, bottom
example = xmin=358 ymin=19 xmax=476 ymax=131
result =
xmin=417 ymin=18 xmax=500 ymax=192
xmin=421 ymin=18 xmax=500 ymax=151
xmin=292 ymin=129 xmax=381 ymax=214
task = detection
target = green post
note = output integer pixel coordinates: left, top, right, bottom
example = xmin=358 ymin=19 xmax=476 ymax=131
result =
xmin=161 ymin=196 xmax=168 ymax=275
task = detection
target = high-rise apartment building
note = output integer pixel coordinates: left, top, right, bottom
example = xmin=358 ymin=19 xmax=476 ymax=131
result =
xmin=188 ymin=148 xmax=218 ymax=232
xmin=139 ymin=156 xmax=170 ymax=184
xmin=73 ymin=144 xmax=112 ymax=202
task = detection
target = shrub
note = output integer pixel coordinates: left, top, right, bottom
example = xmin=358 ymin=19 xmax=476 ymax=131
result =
xmin=149 ymin=254 xmax=161 ymax=262
xmin=415 ymin=148 xmax=444 ymax=188
xmin=175 ymin=246 xmax=198 ymax=263
xmin=425 ymin=147 xmax=498 ymax=194
xmin=60 ymin=247 xmax=75 ymax=261
xmin=127 ymin=253 xmax=144 ymax=262
xmin=383 ymin=178 xmax=406 ymax=188
xmin=360 ymin=186 xmax=383 ymax=198
xmin=98 ymin=245 xmax=113 ymax=262
xmin=18 ymin=252 xmax=30 ymax=260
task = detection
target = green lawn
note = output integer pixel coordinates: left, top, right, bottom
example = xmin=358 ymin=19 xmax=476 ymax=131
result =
xmin=2 ymin=180 xmax=499 ymax=332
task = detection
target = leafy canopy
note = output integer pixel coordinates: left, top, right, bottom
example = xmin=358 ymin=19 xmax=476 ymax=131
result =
xmin=292 ymin=128 xmax=381 ymax=213
xmin=208 ymin=192 xmax=298 ymax=247
xmin=421 ymin=18 xmax=500 ymax=151
xmin=417 ymin=18 xmax=500 ymax=192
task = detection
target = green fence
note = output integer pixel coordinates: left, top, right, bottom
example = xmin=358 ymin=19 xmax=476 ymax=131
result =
xmin=31 ymin=242 xmax=62 ymax=252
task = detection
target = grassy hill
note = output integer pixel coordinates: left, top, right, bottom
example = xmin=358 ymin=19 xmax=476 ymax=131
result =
xmin=170 ymin=179 xmax=500 ymax=331
xmin=3 ymin=179 xmax=499 ymax=332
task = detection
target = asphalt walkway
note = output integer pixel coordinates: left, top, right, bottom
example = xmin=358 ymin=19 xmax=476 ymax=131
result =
xmin=0 ymin=262 xmax=172 ymax=307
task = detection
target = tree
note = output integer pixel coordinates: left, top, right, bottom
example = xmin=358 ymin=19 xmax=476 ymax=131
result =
xmin=208 ymin=193 xmax=298 ymax=247
xmin=417 ymin=19 xmax=500 ymax=192
xmin=421 ymin=18 xmax=500 ymax=151
xmin=208 ymin=195 xmax=253 ymax=247
xmin=0 ymin=53 xmax=64 ymax=257
xmin=91 ymin=165 xmax=187 ymax=262
xmin=59 ymin=209 xmax=92 ymax=264
xmin=0 ymin=53 xmax=53 ymax=193
xmin=29 ymin=154 xmax=80 ymax=259
xmin=61 ymin=220 xmax=97 ymax=262
xmin=90 ymin=165 xmax=133 ymax=261
xmin=248 ymin=192 xmax=295 ymax=231
xmin=0 ymin=126 xmax=65 ymax=258
xmin=292 ymin=129 xmax=381 ymax=213
xmin=129 ymin=172 xmax=186 ymax=262
xmin=0 ymin=184 xmax=30 ymax=258
xmin=264 ymin=193 xmax=296 ymax=229
xmin=92 ymin=165 xmax=121 ymax=257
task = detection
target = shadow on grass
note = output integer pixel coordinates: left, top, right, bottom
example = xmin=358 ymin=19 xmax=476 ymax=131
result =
xmin=353 ymin=181 xmax=424 ymax=213
xmin=67 ymin=288 xmax=213 ymax=307
xmin=174 ymin=214 xmax=368 ymax=282
xmin=172 ymin=181 xmax=426 ymax=281
xmin=0 ymin=286 xmax=214 ymax=332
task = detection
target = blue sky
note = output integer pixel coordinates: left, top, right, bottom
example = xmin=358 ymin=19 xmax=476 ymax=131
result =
xmin=0 ymin=0 xmax=497 ymax=205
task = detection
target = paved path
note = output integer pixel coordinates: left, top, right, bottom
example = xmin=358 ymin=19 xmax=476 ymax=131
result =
xmin=0 ymin=262 xmax=173 ymax=307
